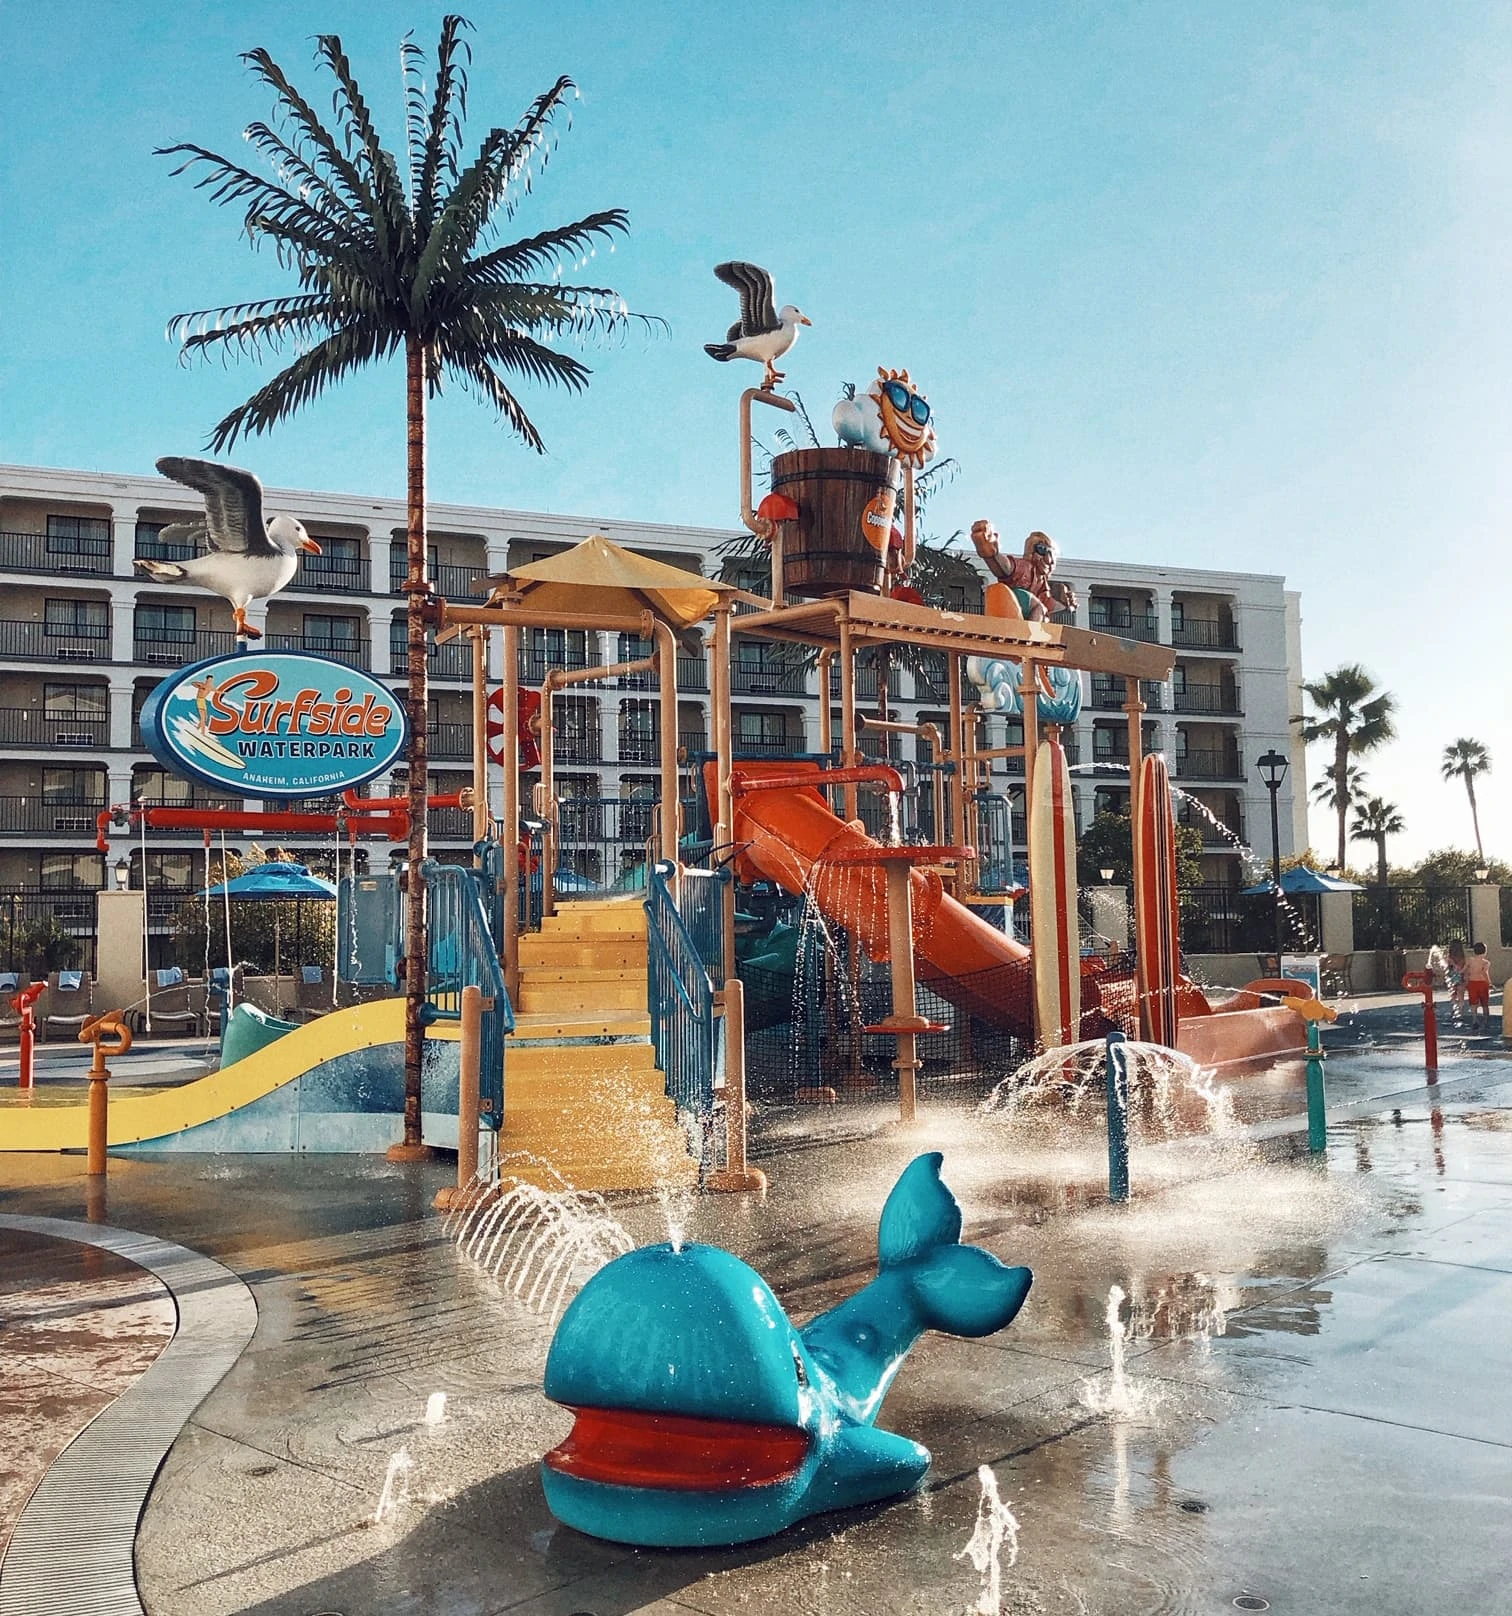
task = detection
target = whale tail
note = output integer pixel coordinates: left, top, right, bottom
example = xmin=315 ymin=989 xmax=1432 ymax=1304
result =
xmin=880 ymin=1153 xmax=1032 ymax=1339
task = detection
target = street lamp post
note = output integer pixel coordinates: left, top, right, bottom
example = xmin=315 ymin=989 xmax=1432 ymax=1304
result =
xmin=1256 ymin=749 xmax=1289 ymax=968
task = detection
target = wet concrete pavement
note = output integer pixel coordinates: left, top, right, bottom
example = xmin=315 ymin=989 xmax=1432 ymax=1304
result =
xmin=0 ymin=1028 xmax=1509 ymax=1615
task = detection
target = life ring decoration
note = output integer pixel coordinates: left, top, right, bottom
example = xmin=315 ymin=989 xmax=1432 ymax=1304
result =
xmin=486 ymin=687 xmax=543 ymax=770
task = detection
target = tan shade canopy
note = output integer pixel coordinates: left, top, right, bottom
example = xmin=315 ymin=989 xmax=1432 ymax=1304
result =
xmin=485 ymin=534 xmax=740 ymax=630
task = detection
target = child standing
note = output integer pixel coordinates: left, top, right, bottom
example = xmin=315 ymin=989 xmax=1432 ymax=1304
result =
xmin=1465 ymin=943 xmax=1494 ymax=1025
xmin=1446 ymin=940 xmax=1468 ymax=1019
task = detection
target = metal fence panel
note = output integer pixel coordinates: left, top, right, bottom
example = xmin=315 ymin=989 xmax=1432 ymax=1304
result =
xmin=419 ymin=861 xmax=514 ymax=1129
xmin=646 ymin=861 xmax=717 ymax=1119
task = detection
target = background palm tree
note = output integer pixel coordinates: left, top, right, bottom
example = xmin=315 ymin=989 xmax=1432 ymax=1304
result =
xmin=1440 ymin=737 xmax=1491 ymax=862
xmin=162 ymin=16 xmax=650 ymax=1148
xmin=1310 ymin=762 xmax=1368 ymax=818
xmin=1349 ymin=795 xmax=1404 ymax=887
xmin=1296 ymin=665 xmax=1397 ymax=870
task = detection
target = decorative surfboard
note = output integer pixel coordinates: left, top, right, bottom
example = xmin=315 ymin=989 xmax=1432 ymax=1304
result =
xmin=1133 ymin=752 xmax=1181 ymax=1046
xmin=1029 ymin=732 xmax=1080 ymax=1048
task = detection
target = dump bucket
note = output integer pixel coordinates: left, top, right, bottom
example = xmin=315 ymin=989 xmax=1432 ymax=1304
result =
xmin=770 ymin=448 xmax=900 ymax=598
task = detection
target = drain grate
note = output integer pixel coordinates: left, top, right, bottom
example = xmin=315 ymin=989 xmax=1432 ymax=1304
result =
xmin=0 ymin=1216 xmax=257 ymax=1616
xmin=1234 ymin=1599 xmax=1270 ymax=1612
xmin=1179 ymin=1499 xmax=1210 ymax=1513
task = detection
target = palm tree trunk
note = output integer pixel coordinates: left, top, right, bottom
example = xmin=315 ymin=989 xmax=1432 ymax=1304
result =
xmin=1334 ymin=731 xmax=1349 ymax=871
xmin=402 ymin=331 xmax=430 ymax=1149
xmin=1376 ymin=834 xmax=1387 ymax=888
xmin=1467 ymin=777 xmax=1484 ymax=862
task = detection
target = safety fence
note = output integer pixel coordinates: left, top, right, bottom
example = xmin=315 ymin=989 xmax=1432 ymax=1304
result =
xmin=1352 ymin=887 xmax=1472 ymax=950
xmin=420 ymin=860 xmax=514 ymax=1129
xmin=646 ymin=861 xmax=719 ymax=1118
xmin=0 ymin=888 xmax=98 ymax=977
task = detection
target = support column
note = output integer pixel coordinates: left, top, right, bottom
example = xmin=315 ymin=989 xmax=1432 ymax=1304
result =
xmin=839 ymin=618 xmax=858 ymax=823
xmin=501 ymin=624 xmax=519 ymax=1000
xmin=1469 ymin=884 xmax=1501 ymax=948
xmin=712 ymin=605 xmax=735 ymax=986
xmin=654 ymin=622 xmax=680 ymax=864
xmin=370 ymin=535 xmax=394 ymax=601
xmin=109 ymin=508 xmax=136 ymax=581
xmin=108 ymin=679 xmax=135 ymax=753
xmin=1319 ymin=889 xmax=1354 ymax=956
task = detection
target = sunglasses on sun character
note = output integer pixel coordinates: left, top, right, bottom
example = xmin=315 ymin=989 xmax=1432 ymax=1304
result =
xmin=881 ymin=382 xmax=931 ymax=425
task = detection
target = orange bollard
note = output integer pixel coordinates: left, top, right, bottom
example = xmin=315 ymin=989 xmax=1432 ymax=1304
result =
xmin=1402 ymin=970 xmax=1437 ymax=1073
xmin=79 ymin=1013 xmax=131 ymax=1176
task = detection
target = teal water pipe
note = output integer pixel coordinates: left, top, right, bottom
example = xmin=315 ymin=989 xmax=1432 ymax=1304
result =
xmin=1305 ymin=1018 xmax=1327 ymax=1154
xmin=1105 ymin=1030 xmax=1130 ymax=1203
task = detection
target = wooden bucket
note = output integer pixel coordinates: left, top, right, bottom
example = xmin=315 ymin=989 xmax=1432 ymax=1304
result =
xmin=770 ymin=448 xmax=900 ymax=598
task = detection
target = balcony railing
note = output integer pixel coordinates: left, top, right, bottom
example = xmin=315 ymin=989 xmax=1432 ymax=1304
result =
xmin=390 ymin=639 xmax=471 ymax=680
xmin=428 ymin=806 xmax=474 ymax=838
xmin=132 ymin=628 xmax=238 ymax=668
xmin=517 ymin=646 xmax=603 ymax=685
xmin=734 ymin=662 xmax=806 ymax=696
xmin=1091 ymin=679 xmax=1164 ymax=712
xmin=136 ymin=535 xmax=197 ymax=564
xmin=391 ymin=558 xmax=489 ymax=599
xmin=830 ymin=664 xmax=902 ymax=700
xmin=1174 ymin=750 xmax=1243 ymax=781
xmin=1088 ymin=609 xmax=1160 ymax=643
xmin=430 ymin=721 xmax=472 ymax=760
xmin=0 ymin=529 xmax=114 ymax=576
xmin=552 ymin=729 xmax=603 ymax=766
xmin=1171 ymin=619 xmax=1239 ymax=651
xmin=677 ymin=656 xmax=708 ymax=692
xmin=267 ymin=633 xmax=369 ymax=669
xmin=0 ymin=619 xmax=111 ymax=662
xmin=0 ymin=708 xmax=109 ymax=748
xmin=289 ymin=552 xmax=371 ymax=594
xmin=1172 ymin=686 xmax=1242 ymax=716
xmin=0 ymin=797 xmax=107 ymax=834
xmin=618 ymin=732 xmax=661 ymax=764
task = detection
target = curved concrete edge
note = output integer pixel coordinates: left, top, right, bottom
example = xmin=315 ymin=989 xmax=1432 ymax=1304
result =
xmin=0 ymin=1216 xmax=258 ymax=1616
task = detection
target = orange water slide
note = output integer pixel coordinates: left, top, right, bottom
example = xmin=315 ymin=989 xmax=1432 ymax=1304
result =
xmin=720 ymin=760 xmax=1110 ymax=1040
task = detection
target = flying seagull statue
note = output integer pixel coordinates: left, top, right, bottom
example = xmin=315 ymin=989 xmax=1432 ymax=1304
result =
xmin=703 ymin=262 xmax=811 ymax=390
xmin=139 ymin=458 xmax=321 ymax=640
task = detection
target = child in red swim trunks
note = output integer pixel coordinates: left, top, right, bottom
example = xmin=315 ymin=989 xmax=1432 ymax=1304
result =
xmin=1464 ymin=943 xmax=1494 ymax=1022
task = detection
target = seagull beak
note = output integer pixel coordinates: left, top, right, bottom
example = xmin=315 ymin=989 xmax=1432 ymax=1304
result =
xmin=798 ymin=315 xmax=812 ymax=326
xmin=299 ymin=537 xmax=322 ymax=555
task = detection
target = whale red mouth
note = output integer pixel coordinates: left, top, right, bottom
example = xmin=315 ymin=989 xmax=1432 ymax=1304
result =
xmin=545 ymin=1406 xmax=810 ymax=1491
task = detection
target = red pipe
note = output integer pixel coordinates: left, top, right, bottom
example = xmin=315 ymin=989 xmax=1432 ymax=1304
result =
xmin=95 ymin=791 xmax=471 ymax=853
xmin=733 ymin=765 xmax=905 ymax=796
xmin=1403 ymin=969 xmax=1438 ymax=1072
xmin=12 ymin=983 xmax=44 ymax=1090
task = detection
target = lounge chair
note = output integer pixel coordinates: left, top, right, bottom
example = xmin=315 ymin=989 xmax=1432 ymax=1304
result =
xmin=41 ymin=971 xmax=94 ymax=1041
xmin=1320 ymin=953 xmax=1354 ymax=997
xmin=138 ymin=972 xmax=208 ymax=1037
xmin=295 ymin=966 xmax=332 ymax=1018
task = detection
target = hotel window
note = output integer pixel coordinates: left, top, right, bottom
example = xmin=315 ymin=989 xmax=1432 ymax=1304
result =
xmin=45 ymin=514 xmax=110 ymax=557
xmin=303 ymin=614 xmax=360 ymax=648
xmin=42 ymin=767 xmax=103 ymax=803
xmin=44 ymin=683 xmax=107 ymax=719
xmin=135 ymin=602 xmax=195 ymax=642
xmin=40 ymin=852 xmax=103 ymax=889
xmin=45 ymin=599 xmax=109 ymax=639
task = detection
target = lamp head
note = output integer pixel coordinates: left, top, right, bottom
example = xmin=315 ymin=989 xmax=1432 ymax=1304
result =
xmin=1256 ymin=749 xmax=1289 ymax=790
xmin=113 ymin=857 xmax=130 ymax=891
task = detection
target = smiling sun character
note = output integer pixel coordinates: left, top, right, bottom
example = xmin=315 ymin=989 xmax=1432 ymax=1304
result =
xmin=872 ymin=367 xmax=937 ymax=469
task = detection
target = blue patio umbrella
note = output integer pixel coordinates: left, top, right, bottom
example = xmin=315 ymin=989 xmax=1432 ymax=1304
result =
xmin=1240 ymin=867 xmax=1362 ymax=896
xmin=202 ymin=862 xmax=337 ymax=1012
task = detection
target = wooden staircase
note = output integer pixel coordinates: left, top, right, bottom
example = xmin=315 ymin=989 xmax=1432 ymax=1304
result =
xmin=502 ymin=898 xmax=698 ymax=1191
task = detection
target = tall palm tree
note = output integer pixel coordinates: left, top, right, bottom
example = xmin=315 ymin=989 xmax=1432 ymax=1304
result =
xmin=161 ymin=17 xmax=649 ymax=1150
xmin=1440 ymin=738 xmax=1491 ymax=862
xmin=1349 ymin=795 xmax=1404 ymax=887
xmin=1296 ymin=665 xmax=1396 ymax=871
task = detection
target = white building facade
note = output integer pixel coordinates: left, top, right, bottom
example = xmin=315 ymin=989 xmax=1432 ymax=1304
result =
xmin=0 ymin=464 xmax=1306 ymax=936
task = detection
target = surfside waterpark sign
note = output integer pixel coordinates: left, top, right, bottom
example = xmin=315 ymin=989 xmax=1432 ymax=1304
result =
xmin=139 ymin=651 xmax=409 ymax=799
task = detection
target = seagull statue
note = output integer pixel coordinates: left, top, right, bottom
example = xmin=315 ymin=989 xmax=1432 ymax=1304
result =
xmin=139 ymin=458 xmax=321 ymax=640
xmin=703 ymin=261 xmax=811 ymax=390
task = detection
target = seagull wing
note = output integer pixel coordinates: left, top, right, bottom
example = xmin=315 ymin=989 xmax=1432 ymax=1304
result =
xmin=714 ymin=261 xmax=778 ymax=336
xmin=155 ymin=457 xmax=274 ymax=557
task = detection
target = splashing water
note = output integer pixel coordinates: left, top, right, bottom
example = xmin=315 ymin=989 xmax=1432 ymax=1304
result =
xmin=446 ymin=1159 xmax=634 ymax=1322
xmin=955 ymin=1463 xmax=1020 ymax=1615
xmin=372 ymin=1447 xmax=413 ymax=1523
xmin=424 ymin=1392 xmax=447 ymax=1427
xmin=982 ymin=1039 xmax=1233 ymax=1139
xmin=1082 ymin=1285 xmax=1160 ymax=1418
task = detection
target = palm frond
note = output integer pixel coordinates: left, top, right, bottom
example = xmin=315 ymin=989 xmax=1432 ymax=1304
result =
xmin=241 ymin=123 xmax=360 ymax=228
xmin=155 ymin=143 xmax=358 ymax=257
xmin=410 ymin=15 xmax=473 ymax=237
xmin=170 ymin=294 xmax=341 ymax=362
xmin=239 ymin=47 xmax=376 ymax=218
xmin=205 ymin=323 xmax=398 ymax=449
xmin=314 ymin=33 xmax=413 ymax=265
xmin=439 ymin=315 xmax=592 ymax=392
xmin=463 ymin=211 xmax=629 ymax=285
xmin=437 ymin=351 xmax=546 ymax=453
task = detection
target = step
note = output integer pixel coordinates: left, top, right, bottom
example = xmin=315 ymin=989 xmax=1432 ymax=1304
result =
xmin=518 ymin=937 xmax=645 ymax=970
xmin=517 ymin=966 xmax=646 ymax=989
xmin=540 ymin=908 xmax=647 ymax=939
xmin=517 ymin=982 xmax=647 ymax=1015
xmin=508 ymin=1010 xmax=652 ymax=1040
xmin=505 ymin=1041 xmax=660 ymax=1075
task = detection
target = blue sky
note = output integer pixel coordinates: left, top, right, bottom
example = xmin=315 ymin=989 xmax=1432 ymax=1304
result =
xmin=3 ymin=1 xmax=1509 ymax=863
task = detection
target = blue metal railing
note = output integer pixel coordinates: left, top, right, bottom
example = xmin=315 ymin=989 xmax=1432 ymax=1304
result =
xmin=420 ymin=860 xmax=514 ymax=1129
xmin=677 ymin=867 xmax=729 ymax=982
xmin=646 ymin=861 xmax=718 ymax=1118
